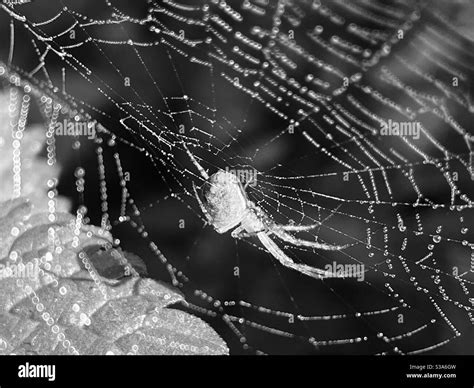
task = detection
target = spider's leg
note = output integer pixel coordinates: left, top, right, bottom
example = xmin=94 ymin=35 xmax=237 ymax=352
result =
xmin=192 ymin=181 xmax=213 ymax=225
xmin=275 ymin=223 xmax=321 ymax=232
xmin=231 ymin=210 xmax=269 ymax=239
xmin=273 ymin=229 xmax=350 ymax=251
xmin=231 ymin=225 xmax=267 ymax=239
xmin=183 ymin=142 xmax=209 ymax=180
xmin=256 ymin=232 xmax=346 ymax=279
xmin=230 ymin=225 xmax=244 ymax=239
xmin=277 ymin=204 xmax=344 ymax=232
xmin=243 ymin=172 xmax=257 ymax=189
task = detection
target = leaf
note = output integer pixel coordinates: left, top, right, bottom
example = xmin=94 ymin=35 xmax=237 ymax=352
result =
xmin=0 ymin=198 xmax=228 ymax=355
xmin=0 ymin=94 xmax=229 ymax=355
xmin=83 ymin=245 xmax=148 ymax=280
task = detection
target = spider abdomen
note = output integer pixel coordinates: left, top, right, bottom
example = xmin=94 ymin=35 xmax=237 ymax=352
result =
xmin=200 ymin=170 xmax=248 ymax=234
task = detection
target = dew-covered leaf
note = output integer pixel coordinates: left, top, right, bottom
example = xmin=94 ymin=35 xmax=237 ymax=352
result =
xmin=0 ymin=94 xmax=228 ymax=355
xmin=0 ymin=198 xmax=228 ymax=355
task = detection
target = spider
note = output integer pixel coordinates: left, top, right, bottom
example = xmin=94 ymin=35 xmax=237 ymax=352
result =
xmin=185 ymin=146 xmax=351 ymax=279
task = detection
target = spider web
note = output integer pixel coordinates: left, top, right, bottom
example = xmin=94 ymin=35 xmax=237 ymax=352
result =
xmin=0 ymin=0 xmax=473 ymax=354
